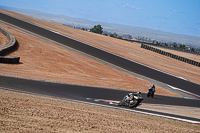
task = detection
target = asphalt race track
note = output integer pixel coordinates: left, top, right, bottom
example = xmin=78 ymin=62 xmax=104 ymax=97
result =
xmin=0 ymin=12 xmax=200 ymax=96
xmin=0 ymin=75 xmax=200 ymax=108
xmin=1 ymin=75 xmax=200 ymax=123
xmin=0 ymin=12 xmax=200 ymax=123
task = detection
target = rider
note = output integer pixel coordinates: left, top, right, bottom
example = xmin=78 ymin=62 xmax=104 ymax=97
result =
xmin=148 ymin=84 xmax=156 ymax=94
xmin=122 ymin=93 xmax=134 ymax=104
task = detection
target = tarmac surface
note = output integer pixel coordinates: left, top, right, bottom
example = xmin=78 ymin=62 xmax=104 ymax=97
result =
xmin=0 ymin=75 xmax=200 ymax=123
xmin=1 ymin=12 xmax=200 ymax=96
xmin=0 ymin=12 xmax=200 ymax=123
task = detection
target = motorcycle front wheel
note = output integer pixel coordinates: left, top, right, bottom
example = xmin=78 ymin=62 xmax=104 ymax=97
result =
xmin=118 ymin=101 xmax=123 ymax=106
xmin=128 ymin=100 xmax=138 ymax=108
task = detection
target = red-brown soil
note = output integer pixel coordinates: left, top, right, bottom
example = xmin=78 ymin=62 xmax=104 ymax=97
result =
xmin=0 ymin=30 xmax=9 ymax=47
xmin=1 ymin=9 xmax=199 ymax=85
xmin=0 ymin=16 xmax=179 ymax=97
xmin=1 ymin=89 xmax=199 ymax=133
xmin=0 ymin=9 xmax=200 ymax=132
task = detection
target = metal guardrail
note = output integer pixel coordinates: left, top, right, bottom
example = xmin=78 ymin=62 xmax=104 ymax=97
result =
xmin=0 ymin=26 xmax=20 ymax=63
xmin=141 ymin=44 xmax=200 ymax=67
xmin=123 ymin=39 xmax=200 ymax=55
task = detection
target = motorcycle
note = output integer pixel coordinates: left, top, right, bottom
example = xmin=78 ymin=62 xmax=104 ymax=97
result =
xmin=118 ymin=92 xmax=143 ymax=108
xmin=147 ymin=89 xmax=155 ymax=98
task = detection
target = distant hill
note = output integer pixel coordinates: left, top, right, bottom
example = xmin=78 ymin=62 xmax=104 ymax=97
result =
xmin=1 ymin=6 xmax=200 ymax=48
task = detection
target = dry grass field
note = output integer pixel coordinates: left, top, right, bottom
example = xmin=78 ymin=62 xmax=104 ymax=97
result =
xmin=1 ymin=89 xmax=200 ymax=133
xmin=0 ymin=9 xmax=200 ymax=132
xmin=1 ymin=9 xmax=200 ymax=85
xmin=0 ymin=30 xmax=9 ymax=47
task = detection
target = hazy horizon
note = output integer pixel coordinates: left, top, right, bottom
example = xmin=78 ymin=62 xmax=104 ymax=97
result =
xmin=0 ymin=0 xmax=200 ymax=37
xmin=1 ymin=5 xmax=200 ymax=48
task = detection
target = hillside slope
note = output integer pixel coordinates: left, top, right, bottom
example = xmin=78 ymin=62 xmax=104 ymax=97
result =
xmin=0 ymin=20 xmax=178 ymax=97
xmin=0 ymin=9 xmax=199 ymax=85
xmin=0 ymin=8 xmax=200 ymax=133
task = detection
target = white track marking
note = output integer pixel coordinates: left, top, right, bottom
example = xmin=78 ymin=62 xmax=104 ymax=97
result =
xmin=1 ymin=87 xmax=200 ymax=124
xmin=86 ymin=98 xmax=200 ymax=124
xmin=124 ymin=108 xmax=200 ymax=124
xmin=1 ymin=14 xmax=199 ymax=123
xmin=177 ymin=76 xmax=188 ymax=81
xmin=1 ymin=14 xmax=190 ymax=81
xmin=168 ymin=85 xmax=200 ymax=99
xmin=50 ymin=30 xmax=61 ymax=35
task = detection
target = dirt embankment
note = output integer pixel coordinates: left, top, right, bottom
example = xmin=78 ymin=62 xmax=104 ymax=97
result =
xmin=0 ymin=20 xmax=178 ymax=97
xmin=0 ymin=9 xmax=200 ymax=132
xmin=0 ymin=30 xmax=9 ymax=47
xmin=0 ymin=8 xmax=199 ymax=85
xmin=1 ymin=89 xmax=200 ymax=133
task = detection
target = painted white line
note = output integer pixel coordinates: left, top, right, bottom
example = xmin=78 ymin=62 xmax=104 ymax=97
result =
xmin=1 ymin=16 xmax=192 ymax=88
xmin=86 ymin=98 xmax=200 ymax=124
xmin=168 ymin=85 xmax=200 ymax=99
xmin=86 ymin=99 xmax=200 ymax=124
xmin=1 ymin=87 xmax=199 ymax=124
xmin=50 ymin=30 xmax=61 ymax=35
xmin=2 ymin=13 xmax=200 ymax=123
xmin=126 ymin=108 xmax=200 ymax=124
xmin=177 ymin=76 xmax=188 ymax=81
xmin=45 ymin=25 xmax=190 ymax=82
xmin=1 ymin=13 xmax=189 ymax=81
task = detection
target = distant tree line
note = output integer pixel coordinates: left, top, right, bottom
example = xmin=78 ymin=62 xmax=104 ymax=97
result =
xmin=89 ymin=25 xmax=132 ymax=39
xmin=64 ymin=23 xmax=200 ymax=54
xmin=90 ymin=24 xmax=103 ymax=34
xmin=135 ymin=36 xmax=199 ymax=53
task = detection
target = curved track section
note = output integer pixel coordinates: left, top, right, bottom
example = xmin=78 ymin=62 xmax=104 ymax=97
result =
xmin=1 ymin=75 xmax=200 ymax=124
xmin=0 ymin=75 xmax=200 ymax=107
xmin=1 ymin=12 xmax=200 ymax=123
xmin=0 ymin=12 xmax=200 ymax=96
xmin=0 ymin=26 xmax=20 ymax=63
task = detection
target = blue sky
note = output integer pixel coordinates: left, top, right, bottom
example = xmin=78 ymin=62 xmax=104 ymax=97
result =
xmin=1 ymin=0 xmax=200 ymax=37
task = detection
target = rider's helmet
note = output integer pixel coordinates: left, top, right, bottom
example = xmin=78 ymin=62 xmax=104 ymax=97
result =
xmin=128 ymin=93 xmax=133 ymax=96
xmin=133 ymin=92 xmax=141 ymax=96
xmin=149 ymin=84 xmax=155 ymax=90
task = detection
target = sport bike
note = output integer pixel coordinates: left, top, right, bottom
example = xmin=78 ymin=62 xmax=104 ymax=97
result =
xmin=118 ymin=92 xmax=143 ymax=108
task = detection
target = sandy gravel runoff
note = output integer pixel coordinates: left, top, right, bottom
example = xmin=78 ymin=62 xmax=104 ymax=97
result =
xmin=0 ymin=9 xmax=200 ymax=132
xmin=1 ymin=89 xmax=200 ymax=133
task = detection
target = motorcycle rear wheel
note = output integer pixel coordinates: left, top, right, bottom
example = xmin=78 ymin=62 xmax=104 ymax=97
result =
xmin=151 ymin=93 xmax=154 ymax=98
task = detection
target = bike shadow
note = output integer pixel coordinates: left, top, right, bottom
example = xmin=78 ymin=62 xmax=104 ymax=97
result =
xmin=145 ymin=97 xmax=162 ymax=100
xmin=152 ymin=97 xmax=162 ymax=100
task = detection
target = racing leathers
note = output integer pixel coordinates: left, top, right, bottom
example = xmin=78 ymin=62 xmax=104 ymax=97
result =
xmin=122 ymin=93 xmax=134 ymax=104
xmin=149 ymin=84 xmax=155 ymax=94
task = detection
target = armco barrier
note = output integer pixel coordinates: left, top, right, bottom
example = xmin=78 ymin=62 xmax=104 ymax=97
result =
xmin=197 ymin=62 xmax=200 ymax=67
xmin=128 ymin=39 xmax=200 ymax=55
xmin=186 ymin=59 xmax=190 ymax=63
xmin=0 ymin=56 xmax=20 ymax=64
xmin=0 ymin=26 xmax=20 ymax=63
xmin=196 ymin=62 xmax=200 ymax=67
xmin=141 ymin=44 xmax=200 ymax=67
xmin=1 ymin=13 xmax=200 ymax=95
xmin=188 ymin=59 xmax=192 ymax=64
xmin=191 ymin=60 xmax=194 ymax=65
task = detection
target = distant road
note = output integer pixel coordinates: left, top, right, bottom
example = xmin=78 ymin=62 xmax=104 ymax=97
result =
xmin=0 ymin=12 xmax=200 ymax=96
